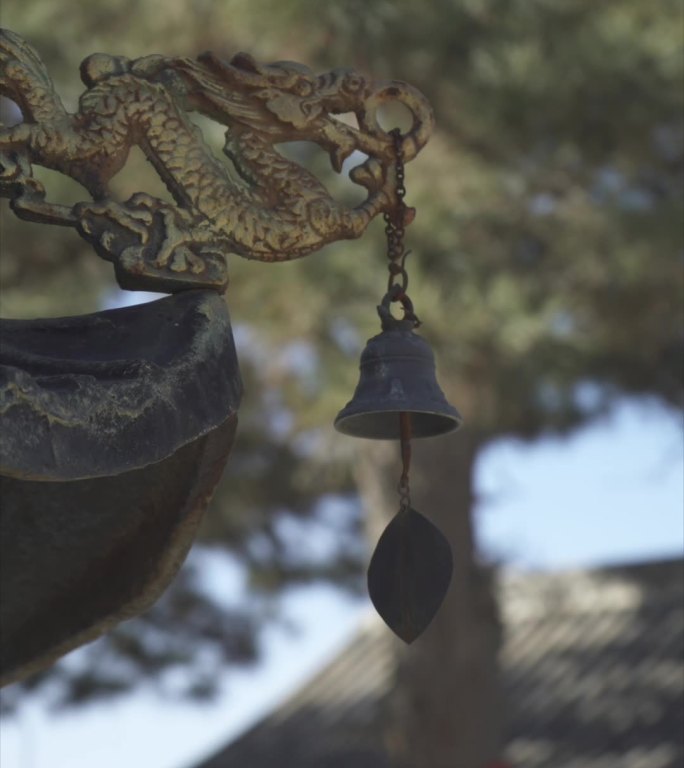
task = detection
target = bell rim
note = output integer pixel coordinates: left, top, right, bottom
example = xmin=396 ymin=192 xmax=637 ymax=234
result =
xmin=334 ymin=406 xmax=463 ymax=440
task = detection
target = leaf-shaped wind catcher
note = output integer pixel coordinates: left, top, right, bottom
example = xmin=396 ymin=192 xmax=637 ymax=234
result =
xmin=368 ymin=506 xmax=453 ymax=643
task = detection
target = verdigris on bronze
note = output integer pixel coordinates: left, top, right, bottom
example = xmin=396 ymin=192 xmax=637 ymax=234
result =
xmin=0 ymin=27 xmax=432 ymax=292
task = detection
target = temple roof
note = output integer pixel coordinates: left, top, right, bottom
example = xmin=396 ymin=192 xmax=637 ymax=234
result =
xmin=194 ymin=558 xmax=684 ymax=768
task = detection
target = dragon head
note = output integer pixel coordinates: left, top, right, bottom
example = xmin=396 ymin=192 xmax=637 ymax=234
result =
xmin=168 ymin=51 xmax=433 ymax=178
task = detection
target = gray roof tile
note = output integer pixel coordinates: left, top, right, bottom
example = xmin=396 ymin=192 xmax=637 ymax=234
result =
xmin=193 ymin=559 xmax=684 ymax=768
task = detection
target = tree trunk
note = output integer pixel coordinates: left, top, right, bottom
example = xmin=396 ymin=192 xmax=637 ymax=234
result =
xmin=354 ymin=428 xmax=504 ymax=768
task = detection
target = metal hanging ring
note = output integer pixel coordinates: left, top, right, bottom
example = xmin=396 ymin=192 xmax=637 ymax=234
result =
xmin=378 ymin=286 xmax=421 ymax=330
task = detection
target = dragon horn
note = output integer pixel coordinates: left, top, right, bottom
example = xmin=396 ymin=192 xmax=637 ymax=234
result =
xmin=0 ymin=28 xmax=66 ymax=122
xmin=193 ymin=51 xmax=274 ymax=89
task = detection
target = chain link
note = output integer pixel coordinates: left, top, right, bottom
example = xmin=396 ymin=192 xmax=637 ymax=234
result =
xmin=398 ymin=475 xmax=411 ymax=511
xmin=398 ymin=411 xmax=412 ymax=511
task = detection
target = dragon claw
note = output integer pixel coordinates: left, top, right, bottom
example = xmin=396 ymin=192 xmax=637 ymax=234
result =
xmin=330 ymin=144 xmax=354 ymax=173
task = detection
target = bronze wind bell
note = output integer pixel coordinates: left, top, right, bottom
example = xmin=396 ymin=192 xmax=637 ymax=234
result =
xmin=335 ymin=130 xmax=462 ymax=643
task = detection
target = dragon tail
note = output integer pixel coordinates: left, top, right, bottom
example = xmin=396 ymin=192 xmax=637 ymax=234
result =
xmin=0 ymin=28 xmax=66 ymax=123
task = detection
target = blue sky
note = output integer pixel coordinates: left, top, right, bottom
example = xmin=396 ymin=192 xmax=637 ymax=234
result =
xmin=477 ymin=398 xmax=683 ymax=569
xmin=1 ymin=396 xmax=681 ymax=768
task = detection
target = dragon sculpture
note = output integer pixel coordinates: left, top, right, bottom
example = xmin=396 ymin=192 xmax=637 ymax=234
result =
xmin=0 ymin=29 xmax=433 ymax=292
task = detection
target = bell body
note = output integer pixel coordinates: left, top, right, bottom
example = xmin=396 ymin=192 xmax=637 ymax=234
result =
xmin=334 ymin=327 xmax=462 ymax=439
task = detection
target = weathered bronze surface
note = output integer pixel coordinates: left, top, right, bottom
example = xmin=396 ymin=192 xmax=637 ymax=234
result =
xmin=0 ymin=291 xmax=242 ymax=684
xmin=0 ymin=28 xmax=433 ymax=292
xmin=1 ymin=290 xmax=242 ymax=480
xmin=334 ymin=300 xmax=462 ymax=440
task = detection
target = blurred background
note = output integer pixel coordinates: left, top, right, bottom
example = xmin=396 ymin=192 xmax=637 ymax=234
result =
xmin=0 ymin=1 xmax=682 ymax=767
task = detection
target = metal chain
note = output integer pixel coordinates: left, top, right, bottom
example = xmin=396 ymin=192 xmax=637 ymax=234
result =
xmin=384 ymin=136 xmax=417 ymax=511
xmin=383 ymin=128 xmax=410 ymax=295
xmin=398 ymin=412 xmax=412 ymax=511
xmin=381 ymin=128 xmax=421 ymax=328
